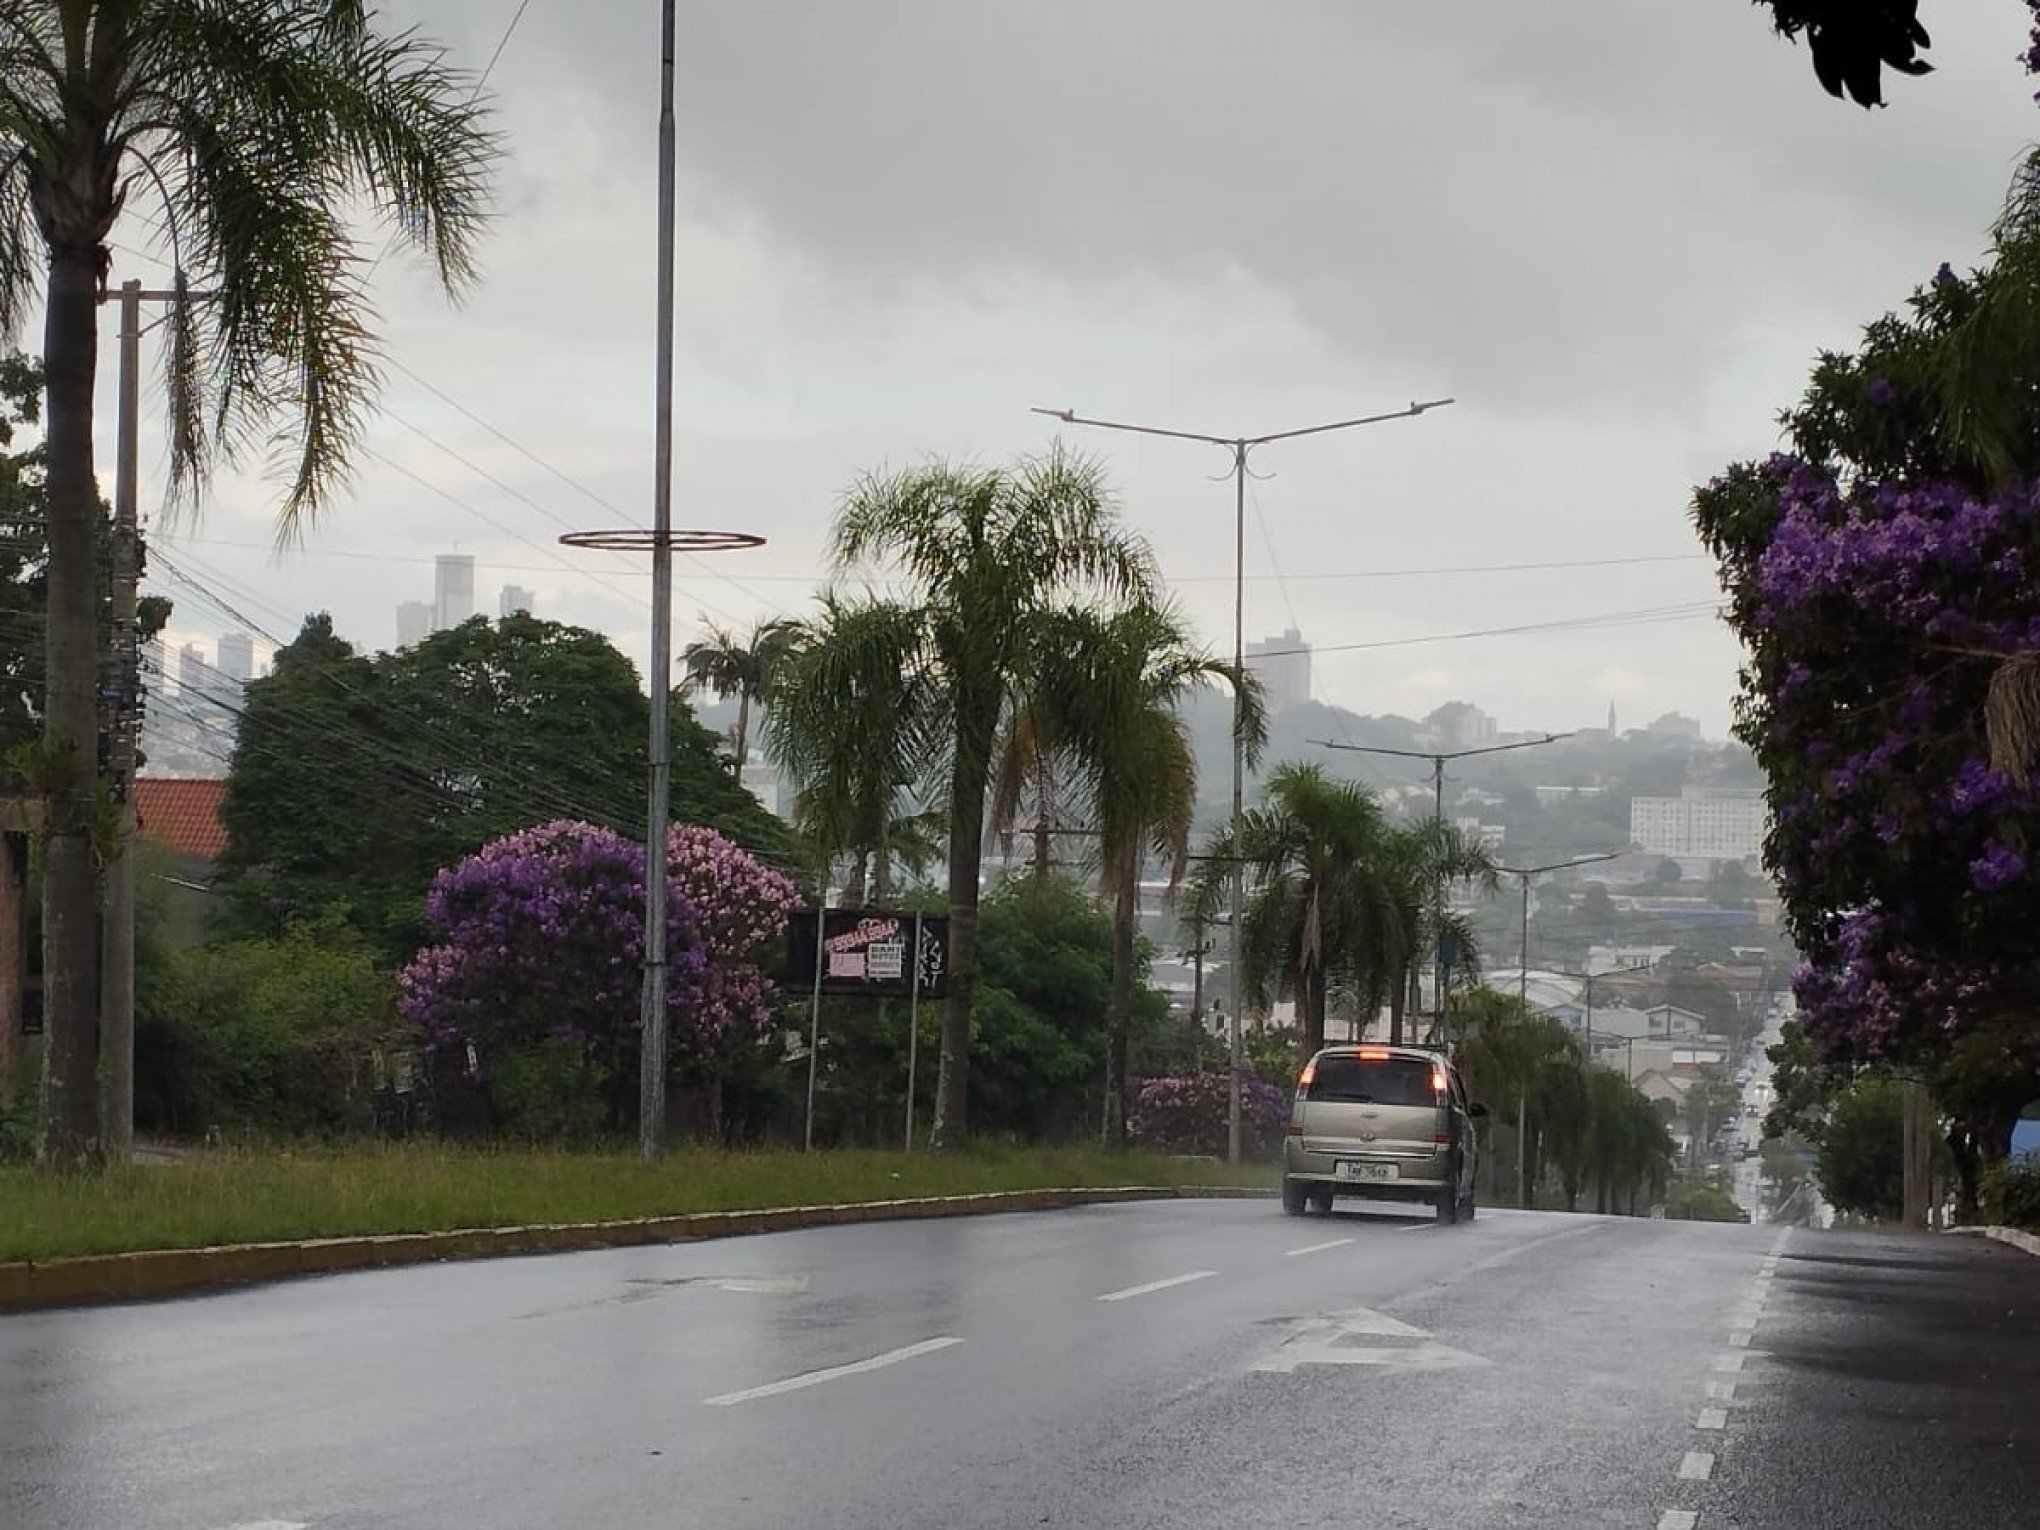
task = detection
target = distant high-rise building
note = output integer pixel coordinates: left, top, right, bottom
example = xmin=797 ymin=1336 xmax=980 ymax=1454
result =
xmin=1244 ymin=627 xmax=1311 ymax=712
xmin=177 ymin=642 xmax=207 ymax=695
xmin=396 ymin=600 xmax=433 ymax=648
xmin=434 ymin=554 xmax=475 ymax=630
xmin=500 ymin=584 xmax=535 ymax=618
xmin=142 ymin=637 xmax=167 ymax=692
xmin=216 ymin=631 xmax=254 ymax=685
xmin=1630 ymin=787 xmax=1766 ymax=861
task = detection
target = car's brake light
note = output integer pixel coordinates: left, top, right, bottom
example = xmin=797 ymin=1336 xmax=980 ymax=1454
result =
xmin=1432 ymin=1070 xmax=1450 ymax=1095
xmin=1287 ymin=1123 xmax=1304 ymax=1136
xmin=1297 ymin=1059 xmax=1317 ymax=1089
xmin=1357 ymin=1047 xmax=1390 ymax=1061
xmin=1435 ymin=1131 xmax=1453 ymax=1144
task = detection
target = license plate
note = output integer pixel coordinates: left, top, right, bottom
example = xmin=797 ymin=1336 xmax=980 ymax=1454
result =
xmin=1336 ymin=1161 xmax=1396 ymax=1182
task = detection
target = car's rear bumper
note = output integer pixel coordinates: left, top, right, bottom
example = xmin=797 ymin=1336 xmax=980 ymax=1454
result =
xmin=1284 ymin=1141 xmax=1451 ymax=1194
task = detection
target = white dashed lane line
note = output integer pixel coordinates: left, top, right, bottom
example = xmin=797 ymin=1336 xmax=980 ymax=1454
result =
xmin=1697 ymin=1406 xmax=1727 ymax=1431
xmin=1678 ymin=1450 xmax=1716 ymax=1482
xmin=1095 ymin=1270 xmax=1217 ymax=1303
xmin=1283 ymin=1238 xmax=1354 ymax=1258
xmin=702 ymin=1336 xmax=963 ymax=1406
xmin=1657 ymin=1511 xmax=1699 ymax=1530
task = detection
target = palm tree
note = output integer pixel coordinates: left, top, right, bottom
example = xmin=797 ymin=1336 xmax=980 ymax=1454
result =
xmin=1368 ymin=818 xmax=1498 ymax=1045
xmin=764 ymin=594 xmax=931 ymax=906
xmin=0 ymin=2 xmax=496 ymax=1167
xmin=831 ymin=448 xmax=1157 ymax=1148
xmin=1201 ymin=762 xmax=1389 ymax=1057
xmin=682 ymin=616 xmax=802 ymax=770
xmin=1034 ymin=601 xmax=1264 ymax=1146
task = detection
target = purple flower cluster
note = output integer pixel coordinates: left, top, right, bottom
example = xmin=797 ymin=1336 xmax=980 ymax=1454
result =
xmin=1739 ymin=456 xmax=2040 ymax=1061
xmin=1126 ymin=1069 xmax=1289 ymax=1159
xmin=398 ymin=820 xmax=800 ymax=1071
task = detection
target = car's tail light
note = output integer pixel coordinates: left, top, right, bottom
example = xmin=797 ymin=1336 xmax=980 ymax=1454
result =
xmin=1297 ymin=1059 xmax=1317 ymax=1089
xmin=1358 ymin=1047 xmax=1390 ymax=1061
xmin=1431 ymin=1070 xmax=1449 ymax=1095
xmin=1435 ymin=1131 xmax=1453 ymax=1144
xmin=1288 ymin=1123 xmax=1304 ymax=1136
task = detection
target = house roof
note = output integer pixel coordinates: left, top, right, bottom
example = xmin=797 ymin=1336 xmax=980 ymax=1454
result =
xmin=133 ymin=776 xmax=228 ymax=859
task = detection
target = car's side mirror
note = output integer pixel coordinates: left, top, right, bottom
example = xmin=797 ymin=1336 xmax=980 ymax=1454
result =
xmin=1468 ymin=1102 xmax=1489 ymax=1119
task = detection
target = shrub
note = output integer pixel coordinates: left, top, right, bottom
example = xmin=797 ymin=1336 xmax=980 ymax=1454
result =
xmin=1127 ymin=1068 xmax=1289 ymax=1160
xmin=1983 ymin=1155 xmax=2040 ymax=1231
xmin=136 ymin=921 xmax=403 ymax=1137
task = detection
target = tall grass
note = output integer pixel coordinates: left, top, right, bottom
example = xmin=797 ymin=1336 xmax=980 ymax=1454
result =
xmin=0 ymin=1143 xmax=1268 ymax=1262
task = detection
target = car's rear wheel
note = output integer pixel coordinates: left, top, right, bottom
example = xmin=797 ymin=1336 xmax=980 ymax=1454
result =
xmin=1282 ymin=1176 xmax=1308 ymax=1216
xmin=1435 ymin=1186 xmax=1458 ymax=1224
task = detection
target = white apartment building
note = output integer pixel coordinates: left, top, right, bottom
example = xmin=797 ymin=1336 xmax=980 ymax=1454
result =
xmin=1244 ymin=628 xmax=1311 ymax=712
xmin=1629 ymin=786 xmax=1766 ymax=860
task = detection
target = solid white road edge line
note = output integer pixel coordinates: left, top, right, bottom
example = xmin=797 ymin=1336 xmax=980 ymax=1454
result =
xmin=1283 ymin=1238 xmax=1355 ymax=1257
xmin=703 ymin=1336 xmax=963 ymax=1406
xmin=1097 ymin=1270 xmax=1218 ymax=1302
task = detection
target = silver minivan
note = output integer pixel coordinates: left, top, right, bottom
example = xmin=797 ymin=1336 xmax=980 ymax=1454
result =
xmin=1281 ymin=1044 xmax=1485 ymax=1223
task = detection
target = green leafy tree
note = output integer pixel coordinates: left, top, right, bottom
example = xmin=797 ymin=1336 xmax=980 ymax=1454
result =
xmin=830 ymin=448 xmax=1157 ymax=1148
xmin=682 ymin=616 xmax=801 ymax=771
xmin=220 ymin=612 xmax=783 ymax=959
xmin=0 ymin=0 xmax=497 ymax=1168
xmin=1817 ymin=1075 xmax=1907 ymax=1220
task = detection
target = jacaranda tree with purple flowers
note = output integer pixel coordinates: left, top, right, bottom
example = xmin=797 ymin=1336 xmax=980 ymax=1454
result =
xmin=398 ymin=820 xmax=800 ymax=1136
xmin=1694 ymin=227 xmax=2040 ymax=1085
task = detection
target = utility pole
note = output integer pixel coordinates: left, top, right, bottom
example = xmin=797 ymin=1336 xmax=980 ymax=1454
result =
xmin=1036 ymin=397 xmax=1453 ymax=1161
xmin=1319 ymin=732 xmax=1571 ymax=1044
xmin=101 ymin=277 xmax=213 ymax=1166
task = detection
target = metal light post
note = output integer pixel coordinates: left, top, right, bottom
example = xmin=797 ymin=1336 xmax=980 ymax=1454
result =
xmin=1494 ymin=853 xmax=1615 ymax=1206
xmin=1319 ymin=732 xmax=1572 ymax=1042
xmin=1034 ymin=399 xmax=1453 ymax=1162
xmin=560 ymin=0 xmax=764 ymax=1162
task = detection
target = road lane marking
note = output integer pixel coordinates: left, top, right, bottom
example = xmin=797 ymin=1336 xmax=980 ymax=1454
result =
xmin=702 ymin=1336 xmax=962 ymax=1406
xmin=1658 ymin=1512 xmax=1699 ymax=1530
xmin=1284 ymin=1237 xmax=1354 ymax=1257
xmin=1728 ymin=1330 xmax=1753 ymax=1348
xmin=1706 ymin=1380 xmax=1736 ymax=1401
xmin=1399 ymin=1222 xmax=1437 ymax=1233
xmin=1711 ymin=1353 xmax=1745 ymax=1373
xmin=1698 ymin=1406 xmax=1727 ymax=1430
xmin=1251 ymin=1307 xmax=1487 ymax=1374
xmin=1678 ymin=1450 xmax=1716 ymax=1481
xmin=1097 ymin=1270 xmax=1217 ymax=1302
xmin=211 ymin=1523 xmax=308 ymax=1530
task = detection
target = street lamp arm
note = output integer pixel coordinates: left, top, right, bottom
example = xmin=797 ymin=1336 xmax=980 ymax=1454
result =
xmin=1028 ymin=407 xmax=1237 ymax=449
xmin=1246 ymin=398 xmax=1455 ymax=446
xmin=1499 ymin=851 xmax=1621 ymax=878
xmin=1315 ymin=731 xmax=1574 ymax=763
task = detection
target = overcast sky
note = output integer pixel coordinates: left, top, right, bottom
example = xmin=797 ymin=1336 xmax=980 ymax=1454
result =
xmin=110 ymin=1 xmax=2040 ymax=740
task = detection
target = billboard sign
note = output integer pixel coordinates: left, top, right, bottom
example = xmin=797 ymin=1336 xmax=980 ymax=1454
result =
xmin=786 ymin=908 xmax=948 ymax=998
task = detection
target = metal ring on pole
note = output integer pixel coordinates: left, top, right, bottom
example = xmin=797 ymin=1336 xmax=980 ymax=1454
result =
xmin=558 ymin=528 xmax=766 ymax=555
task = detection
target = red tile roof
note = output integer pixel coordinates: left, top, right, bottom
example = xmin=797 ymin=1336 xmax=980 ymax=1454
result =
xmin=133 ymin=777 xmax=228 ymax=860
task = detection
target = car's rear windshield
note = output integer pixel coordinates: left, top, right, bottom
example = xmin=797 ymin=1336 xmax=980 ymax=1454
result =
xmin=1306 ymin=1055 xmax=1439 ymax=1106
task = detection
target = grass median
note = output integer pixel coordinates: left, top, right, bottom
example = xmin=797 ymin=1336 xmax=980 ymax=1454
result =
xmin=0 ymin=1142 xmax=1272 ymax=1264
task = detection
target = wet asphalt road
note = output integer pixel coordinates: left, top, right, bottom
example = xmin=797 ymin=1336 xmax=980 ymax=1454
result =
xmin=1 ymin=1199 xmax=2033 ymax=1529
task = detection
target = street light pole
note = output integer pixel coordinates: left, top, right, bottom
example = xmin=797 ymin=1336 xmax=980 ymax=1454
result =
xmin=1035 ymin=398 xmax=1453 ymax=1162
xmin=1318 ymin=732 xmax=1573 ymax=1044
xmin=1494 ymin=852 xmax=1616 ymax=1208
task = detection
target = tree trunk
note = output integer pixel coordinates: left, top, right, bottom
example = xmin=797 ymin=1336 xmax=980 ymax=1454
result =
xmin=1105 ymin=859 xmax=1136 ymax=1149
xmin=732 ymin=691 xmax=751 ymax=771
xmin=1387 ymin=979 xmax=1404 ymax=1047
xmin=0 ymin=833 xmax=21 ymax=1099
xmin=37 ymin=243 xmax=104 ymax=1171
xmin=1305 ymin=962 xmax=1328 ymax=1057
xmin=931 ymin=715 xmax=992 ymax=1151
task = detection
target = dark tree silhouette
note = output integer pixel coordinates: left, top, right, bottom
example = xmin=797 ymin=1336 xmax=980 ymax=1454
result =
xmin=1758 ymin=1 xmax=1935 ymax=108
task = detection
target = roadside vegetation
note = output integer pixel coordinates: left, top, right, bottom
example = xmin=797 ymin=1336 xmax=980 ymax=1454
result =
xmin=0 ymin=1143 xmax=1265 ymax=1264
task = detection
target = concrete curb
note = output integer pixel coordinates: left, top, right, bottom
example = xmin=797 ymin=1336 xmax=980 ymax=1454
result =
xmin=1946 ymin=1225 xmax=2040 ymax=1259
xmin=0 ymin=1184 xmax=1273 ymax=1312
